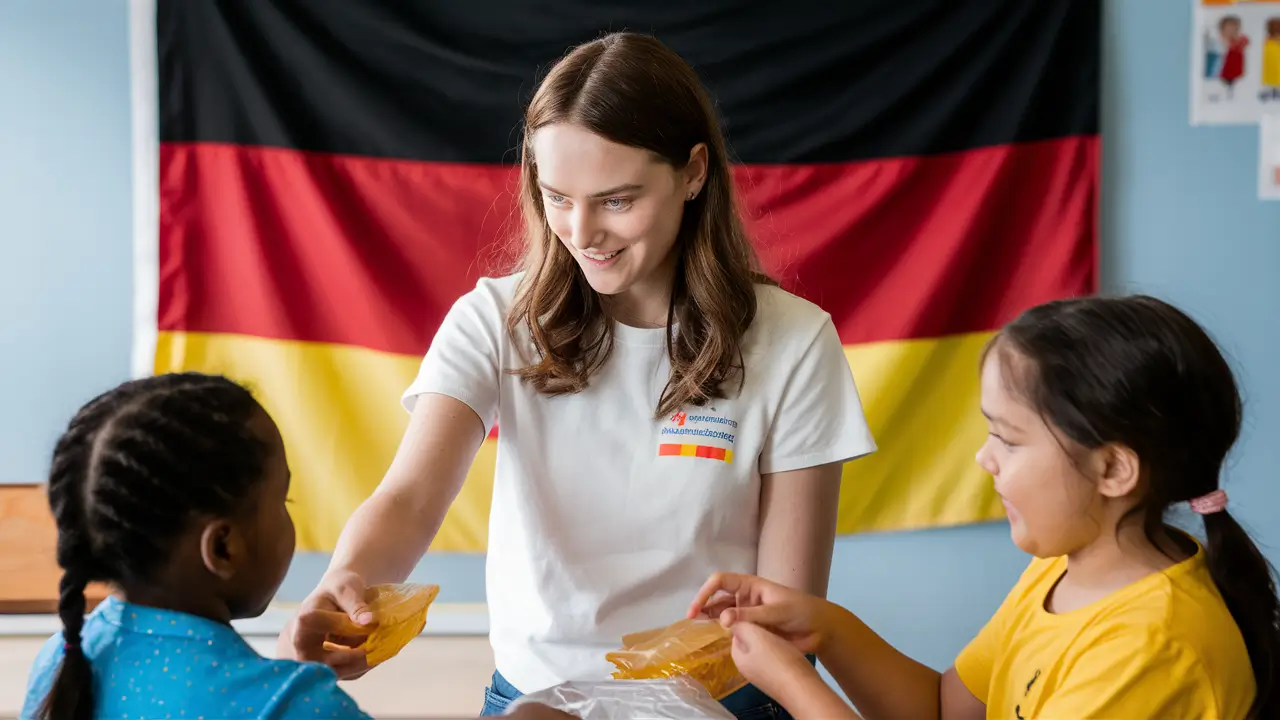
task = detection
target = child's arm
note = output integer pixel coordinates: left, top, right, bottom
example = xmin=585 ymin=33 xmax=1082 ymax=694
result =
xmin=691 ymin=574 xmax=985 ymax=720
xmin=940 ymin=668 xmax=987 ymax=720
xmin=776 ymin=668 xmax=863 ymax=719
xmin=816 ymin=603 xmax=972 ymax=719
xmin=819 ymin=606 xmax=986 ymax=719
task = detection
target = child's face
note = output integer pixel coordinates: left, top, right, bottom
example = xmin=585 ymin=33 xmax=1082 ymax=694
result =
xmin=224 ymin=410 xmax=297 ymax=619
xmin=976 ymin=351 xmax=1104 ymax=558
xmin=1222 ymin=20 xmax=1241 ymax=41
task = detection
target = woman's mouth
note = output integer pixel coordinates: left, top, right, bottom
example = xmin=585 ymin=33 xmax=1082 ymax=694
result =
xmin=581 ymin=247 xmax=625 ymax=266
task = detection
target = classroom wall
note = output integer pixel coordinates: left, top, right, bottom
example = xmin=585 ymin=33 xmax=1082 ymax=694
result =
xmin=0 ymin=0 xmax=134 ymax=484
xmin=2 ymin=0 xmax=1277 ymax=673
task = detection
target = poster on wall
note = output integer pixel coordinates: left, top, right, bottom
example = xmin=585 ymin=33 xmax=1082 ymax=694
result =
xmin=1191 ymin=0 xmax=1280 ymax=125
xmin=1261 ymin=114 xmax=1280 ymax=199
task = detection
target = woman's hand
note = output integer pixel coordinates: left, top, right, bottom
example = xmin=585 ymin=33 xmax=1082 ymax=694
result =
xmin=687 ymin=572 xmax=840 ymax=655
xmin=277 ymin=569 xmax=378 ymax=680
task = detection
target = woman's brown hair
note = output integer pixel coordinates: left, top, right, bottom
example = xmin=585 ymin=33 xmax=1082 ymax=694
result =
xmin=507 ymin=32 xmax=769 ymax=419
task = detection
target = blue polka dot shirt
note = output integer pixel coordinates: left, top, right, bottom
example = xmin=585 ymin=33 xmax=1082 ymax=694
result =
xmin=22 ymin=596 xmax=370 ymax=719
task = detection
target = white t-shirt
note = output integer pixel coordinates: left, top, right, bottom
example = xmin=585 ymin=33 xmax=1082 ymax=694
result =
xmin=402 ymin=273 xmax=876 ymax=693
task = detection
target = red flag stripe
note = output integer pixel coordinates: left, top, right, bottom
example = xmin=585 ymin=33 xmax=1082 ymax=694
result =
xmin=158 ymin=136 xmax=1097 ymax=354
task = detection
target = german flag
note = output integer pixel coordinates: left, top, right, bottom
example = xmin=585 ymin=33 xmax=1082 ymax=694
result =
xmin=136 ymin=1 xmax=1099 ymax=552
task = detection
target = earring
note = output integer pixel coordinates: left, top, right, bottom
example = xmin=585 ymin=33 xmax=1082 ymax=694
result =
xmin=687 ymin=191 xmax=696 ymax=201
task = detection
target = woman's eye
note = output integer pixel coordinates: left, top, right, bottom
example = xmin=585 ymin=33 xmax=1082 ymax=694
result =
xmin=546 ymin=194 xmax=568 ymax=205
xmin=603 ymin=198 xmax=631 ymax=210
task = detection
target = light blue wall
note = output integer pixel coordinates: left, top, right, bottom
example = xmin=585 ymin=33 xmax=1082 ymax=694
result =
xmin=0 ymin=0 xmax=133 ymax=484
xmin=3 ymin=0 xmax=1277 ymax=676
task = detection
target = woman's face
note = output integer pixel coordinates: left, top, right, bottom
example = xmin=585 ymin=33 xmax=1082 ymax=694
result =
xmin=531 ymin=123 xmax=704 ymax=315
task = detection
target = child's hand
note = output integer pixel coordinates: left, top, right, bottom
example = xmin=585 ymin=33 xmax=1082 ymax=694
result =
xmin=729 ymin=621 xmax=824 ymax=709
xmin=687 ymin=573 xmax=838 ymax=655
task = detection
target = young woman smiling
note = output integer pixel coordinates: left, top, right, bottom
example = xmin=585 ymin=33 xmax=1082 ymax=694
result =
xmin=279 ymin=32 xmax=877 ymax=719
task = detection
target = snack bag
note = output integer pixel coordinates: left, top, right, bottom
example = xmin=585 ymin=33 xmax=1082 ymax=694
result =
xmin=361 ymin=582 xmax=439 ymax=666
xmin=605 ymin=618 xmax=747 ymax=700
xmin=505 ymin=678 xmax=735 ymax=719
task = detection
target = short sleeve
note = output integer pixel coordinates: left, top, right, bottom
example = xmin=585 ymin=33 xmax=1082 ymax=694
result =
xmin=401 ymin=280 xmax=506 ymax=435
xmin=954 ymin=610 xmax=1002 ymax=704
xmin=19 ymin=634 xmax=61 ymax=718
xmin=953 ymin=557 xmax=1051 ymax=704
xmin=1036 ymin=635 xmax=1219 ymax=719
xmin=758 ymin=316 xmax=876 ymax=475
xmin=263 ymin=663 xmax=373 ymax=719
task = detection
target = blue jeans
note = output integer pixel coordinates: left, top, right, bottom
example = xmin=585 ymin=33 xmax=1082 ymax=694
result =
xmin=479 ymin=665 xmax=812 ymax=719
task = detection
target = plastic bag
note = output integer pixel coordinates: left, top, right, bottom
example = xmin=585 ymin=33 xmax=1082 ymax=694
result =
xmin=605 ymin=618 xmax=747 ymax=701
xmin=505 ymin=677 xmax=735 ymax=719
xmin=361 ymin=582 xmax=439 ymax=666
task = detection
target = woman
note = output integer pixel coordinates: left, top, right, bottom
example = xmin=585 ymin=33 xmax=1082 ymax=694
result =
xmin=278 ymin=32 xmax=876 ymax=718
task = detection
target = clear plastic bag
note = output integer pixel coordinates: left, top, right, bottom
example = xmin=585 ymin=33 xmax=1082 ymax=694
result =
xmin=505 ymin=677 xmax=735 ymax=719
xmin=361 ymin=582 xmax=439 ymax=666
xmin=605 ymin=618 xmax=747 ymax=701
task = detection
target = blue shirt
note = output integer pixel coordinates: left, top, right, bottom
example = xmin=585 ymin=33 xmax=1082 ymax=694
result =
xmin=22 ymin=596 xmax=370 ymax=719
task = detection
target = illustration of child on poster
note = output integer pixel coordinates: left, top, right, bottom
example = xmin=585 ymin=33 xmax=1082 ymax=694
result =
xmin=1263 ymin=17 xmax=1280 ymax=101
xmin=1219 ymin=16 xmax=1249 ymax=98
xmin=1192 ymin=0 xmax=1280 ymax=124
xmin=1206 ymin=25 xmax=1225 ymax=80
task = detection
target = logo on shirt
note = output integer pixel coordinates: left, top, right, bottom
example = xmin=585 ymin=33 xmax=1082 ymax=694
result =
xmin=658 ymin=407 xmax=739 ymax=463
xmin=659 ymin=409 xmax=738 ymax=442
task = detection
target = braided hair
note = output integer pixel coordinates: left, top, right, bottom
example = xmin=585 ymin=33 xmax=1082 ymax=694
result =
xmin=38 ymin=373 xmax=269 ymax=720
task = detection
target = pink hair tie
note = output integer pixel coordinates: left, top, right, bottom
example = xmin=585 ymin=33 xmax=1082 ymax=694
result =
xmin=1189 ymin=489 xmax=1228 ymax=515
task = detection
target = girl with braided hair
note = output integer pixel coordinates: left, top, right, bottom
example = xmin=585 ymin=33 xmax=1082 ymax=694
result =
xmin=21 ymin=373 xmax=372 ymax=720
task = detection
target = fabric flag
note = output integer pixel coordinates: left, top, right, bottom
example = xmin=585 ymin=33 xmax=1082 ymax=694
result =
xmin=133 ymin=1 xmax=1099 ymax=552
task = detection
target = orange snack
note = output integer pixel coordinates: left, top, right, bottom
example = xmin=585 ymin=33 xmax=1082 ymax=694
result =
xmin=361 ymin=582 xmax=440 ymax=666
xmin=606 ymin=618 xmax=747 ymax=700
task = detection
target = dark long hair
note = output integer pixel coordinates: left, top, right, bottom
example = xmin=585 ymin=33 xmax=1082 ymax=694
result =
xmin=38 ymin=373 xmax=268 ymax=720
xmin=508 ymin=31 xmax=770 ymax=418
xmin=988 ymin=295 xmax=1279 ymax=718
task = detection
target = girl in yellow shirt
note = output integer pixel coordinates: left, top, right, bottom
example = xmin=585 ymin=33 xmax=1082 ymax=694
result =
xmin=689 ymin=295 xmax=1278 ymax=719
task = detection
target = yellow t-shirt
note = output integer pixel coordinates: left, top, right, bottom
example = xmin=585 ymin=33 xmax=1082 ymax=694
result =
xmin=1263 ymin=39 xmax=1280 ymax=88
xmin=955 ymin=542 xmax=1255 ymax=719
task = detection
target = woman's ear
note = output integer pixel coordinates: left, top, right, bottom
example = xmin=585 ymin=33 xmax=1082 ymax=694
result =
xmin=684 ymin=143 xmax=708 ymax=198
xmin=1095 ymin=443 xmax=1142 ymax=500
xmin=199 ymin=519 xmax=244 ymax=581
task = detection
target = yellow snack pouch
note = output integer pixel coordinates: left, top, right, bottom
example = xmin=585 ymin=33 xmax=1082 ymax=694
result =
xmin=361 ymin=582 xmax=439 ymax=667
xmin=606 ymin=618 xmax=747 ymax=700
